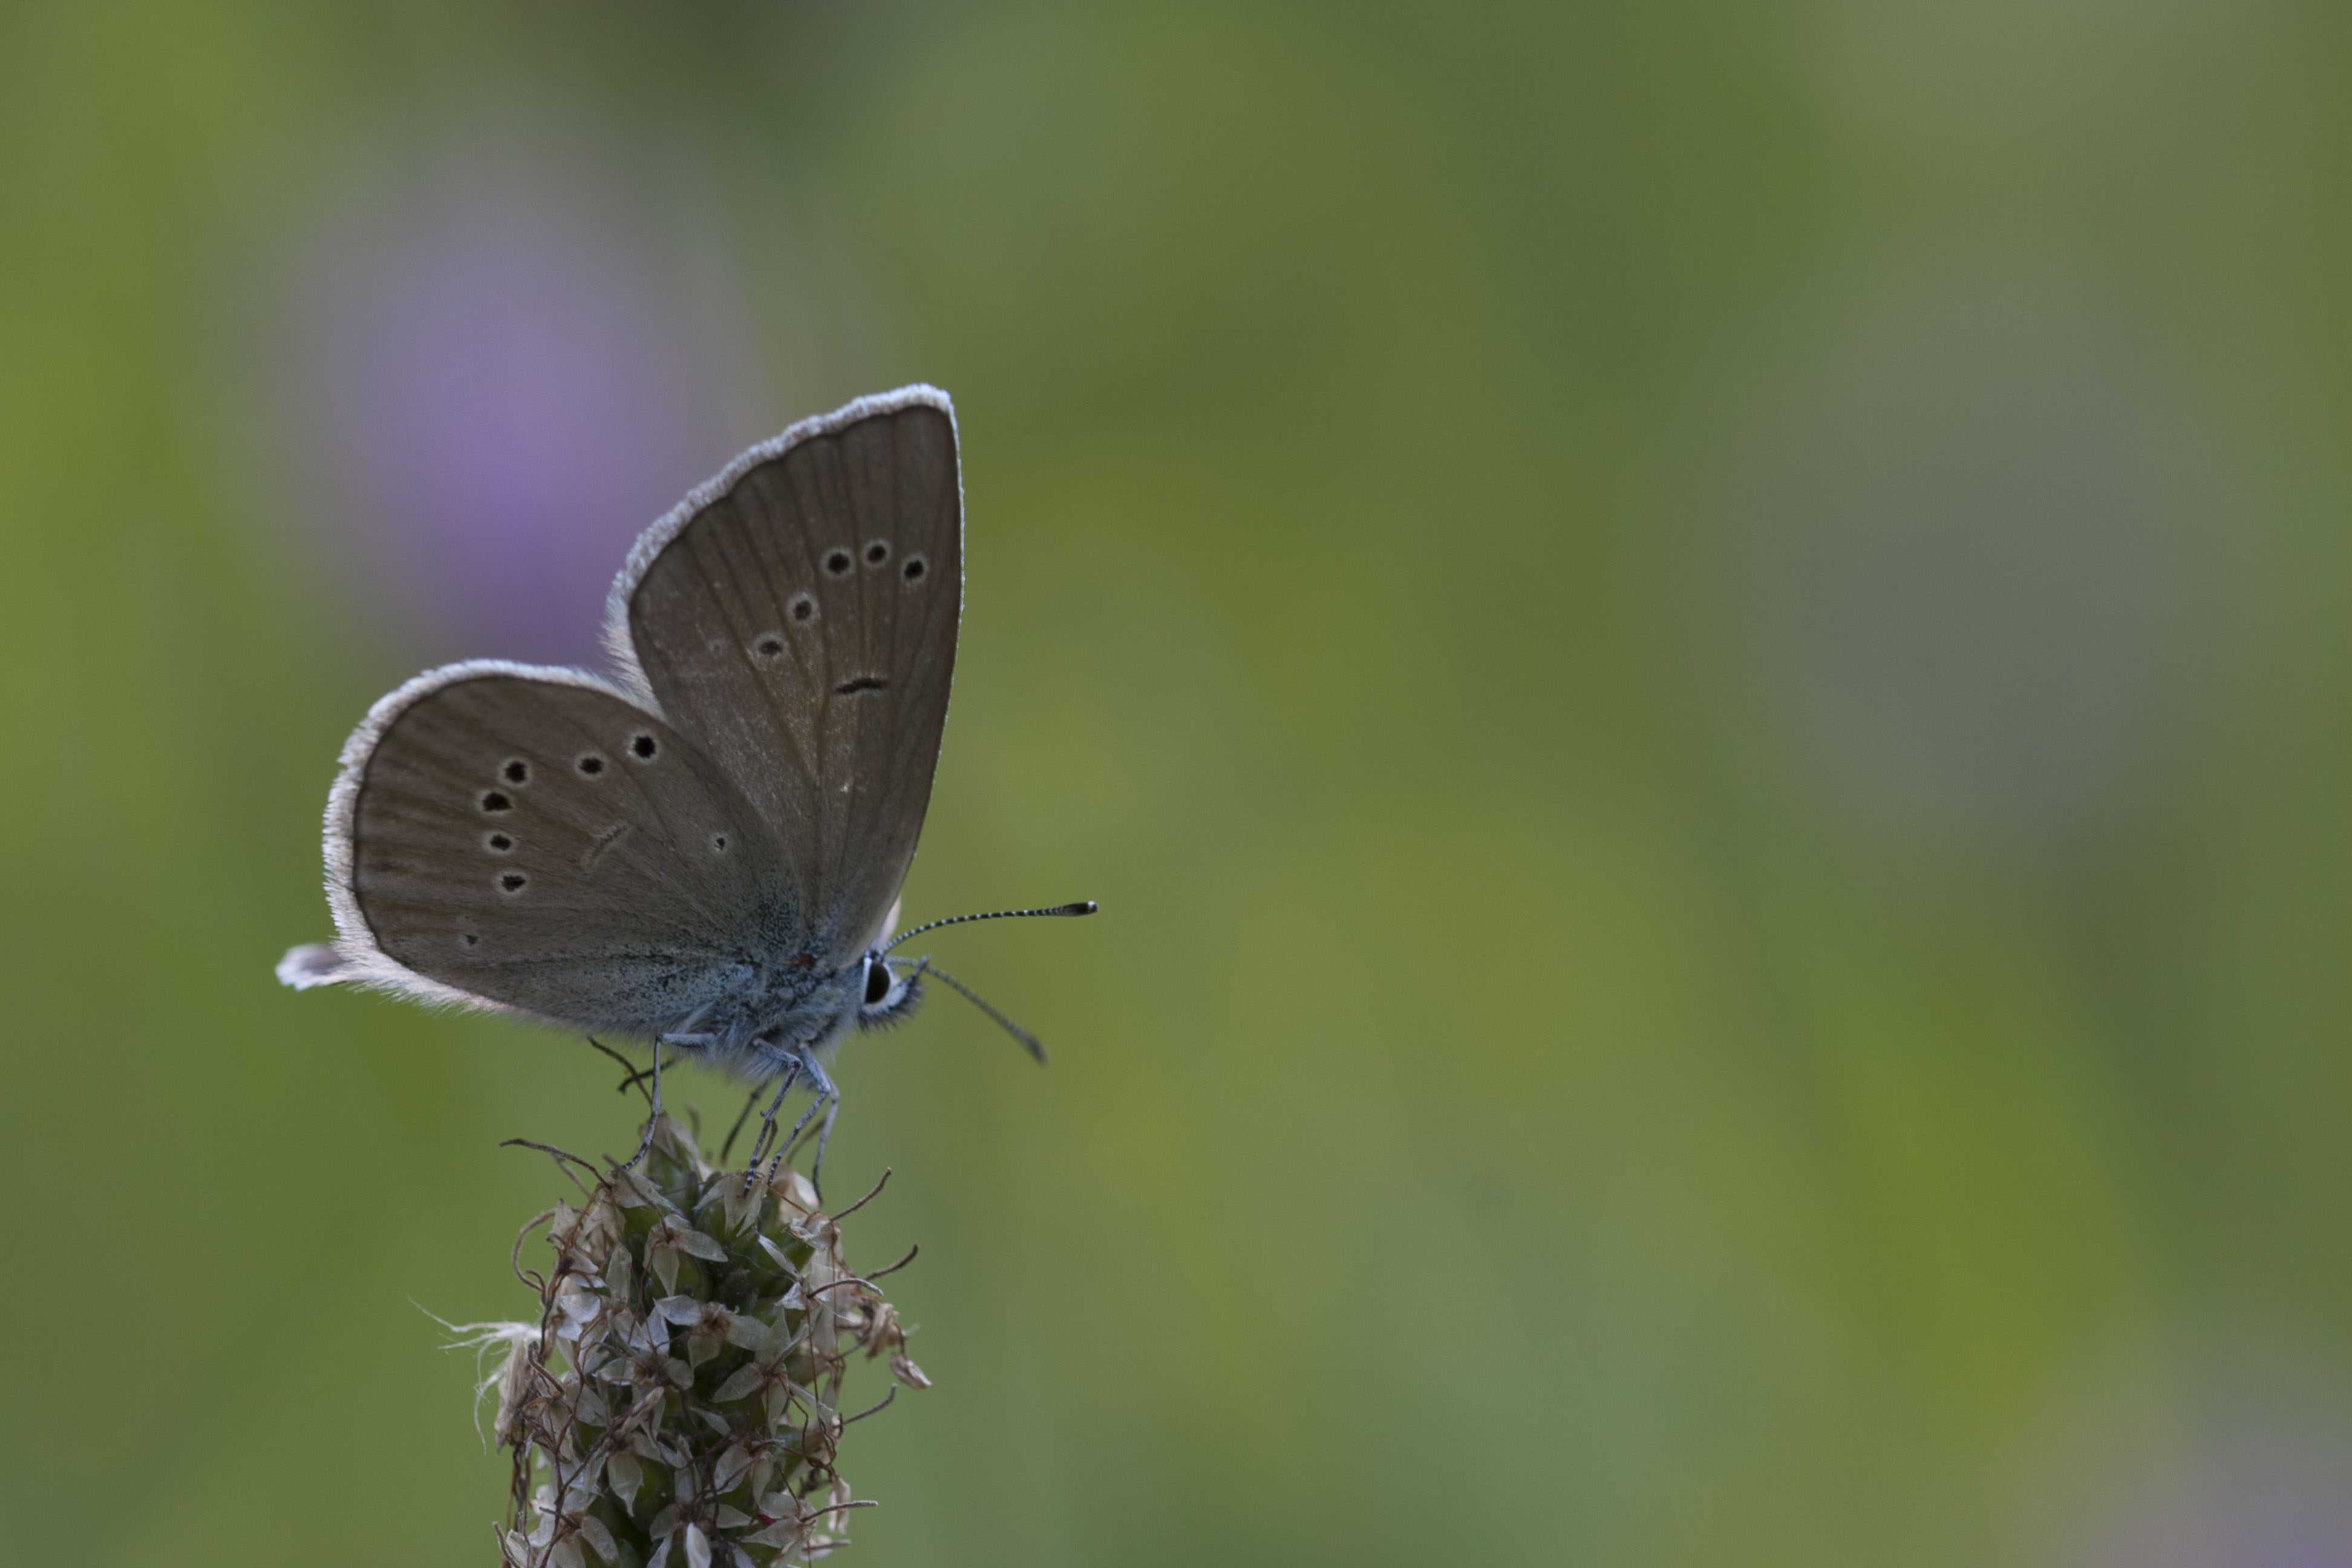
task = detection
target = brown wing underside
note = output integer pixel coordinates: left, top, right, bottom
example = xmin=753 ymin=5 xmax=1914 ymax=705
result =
xmin=620 ymin=400 xmax=961 ymax=959
xmin=348 ymin=672 xmax=789 ymax=1030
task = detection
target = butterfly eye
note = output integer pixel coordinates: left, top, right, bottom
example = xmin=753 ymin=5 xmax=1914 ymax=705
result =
xmin=629 ymin=733 xmax=658 ymax=760
xmin=825 ymin=548 xmax=854 ymax=576
xmin=483 ymin=831 xmax=515 ymax=854
xmin=863 ymin=959 xmax=893 ymax=1006
xmin=863 ymin=539 xmax=890 ymax=566
xmin=901 ymin=554 xmax=927 ymax=584
xmin=575 ymin=753 xmax=607 ymax=777
xmin=479 ymin=790 xmax=514 ymax=814
xmin=788 ymin=593 xmax=818 ymax=625
xmin=501 ymin=759 xmax=530 ymax=785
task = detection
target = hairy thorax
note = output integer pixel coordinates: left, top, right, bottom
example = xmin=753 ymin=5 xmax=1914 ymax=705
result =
xmin=688 ymin=956 xmax=864 ymax=1080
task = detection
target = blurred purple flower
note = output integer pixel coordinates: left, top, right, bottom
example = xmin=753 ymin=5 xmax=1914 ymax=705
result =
xmin=2061 ymin=1426 xmax=2352 ymax=1567
xmin=263 ymin=132 xmax=768 ymax=667
xmin=2029 ymin=1351 xmax=2352 ymax=1568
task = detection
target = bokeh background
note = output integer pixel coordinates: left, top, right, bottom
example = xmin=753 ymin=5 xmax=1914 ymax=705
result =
xmin=5 ymin=2 xmax=2351 ymax=1564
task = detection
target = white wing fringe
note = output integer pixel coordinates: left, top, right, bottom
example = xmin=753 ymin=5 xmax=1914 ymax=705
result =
xmin=276 ymin=942 xmax=355 ymax=990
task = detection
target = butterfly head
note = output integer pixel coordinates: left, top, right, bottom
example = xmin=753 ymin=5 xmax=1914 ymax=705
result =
xmin=856 ymin=901 xmax=1096 ymax=1060
xmin=855 ymin=951 xmax=924 ymax=1030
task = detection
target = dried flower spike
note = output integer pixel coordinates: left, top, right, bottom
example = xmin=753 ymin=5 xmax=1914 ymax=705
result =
xmin=482 ymin=1115 xmax=926 ymax=1567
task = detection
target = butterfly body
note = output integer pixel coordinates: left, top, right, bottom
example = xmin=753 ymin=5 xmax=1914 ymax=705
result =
xmin=281 ymin=387 xmax=956 ymax=1096
xmin=655 ymin=943 xmax=915 ymax=1080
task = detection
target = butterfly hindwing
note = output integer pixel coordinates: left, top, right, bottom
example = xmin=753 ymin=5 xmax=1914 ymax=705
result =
xmin=610 ymin=387 xmax=962 ymax=962
xmin=332 ymin=662 xmax=794 ymax=1034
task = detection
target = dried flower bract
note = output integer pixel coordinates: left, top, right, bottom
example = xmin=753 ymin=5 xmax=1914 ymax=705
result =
xmin=483 ymin=1116 xmax=926 ymax=1567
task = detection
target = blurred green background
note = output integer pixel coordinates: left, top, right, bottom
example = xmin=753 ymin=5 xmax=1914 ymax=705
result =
xmin=7 ymin=2 xmax=2352 ymax=1564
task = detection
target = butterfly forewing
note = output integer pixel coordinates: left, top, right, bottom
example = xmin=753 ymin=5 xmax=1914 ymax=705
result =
xmin=615 ymin=392 xmax=961 ymax=961
xmin=345 ymin=668 xmax=793 ymax=1033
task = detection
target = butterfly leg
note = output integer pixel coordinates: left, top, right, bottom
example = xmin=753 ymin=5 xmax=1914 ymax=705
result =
xmin=807 ymin=1094 xmax=842 ymax=1202
xmin=616 ymin=1040 xmax=666 ymax=1173
xmin=720 ymin=1082 xmax=766 ymax=1164
xmin=609 ymin=1030 xmax=720 ymax=1170
xmin=763 ymin=1050 xmax=841 ymax=1201
xmin=740 ymin=1059 xmax=803 ymax=1194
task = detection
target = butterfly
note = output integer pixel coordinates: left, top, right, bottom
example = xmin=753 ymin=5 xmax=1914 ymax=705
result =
xmin=278 ymin=385 xmax=1093 ymax=1172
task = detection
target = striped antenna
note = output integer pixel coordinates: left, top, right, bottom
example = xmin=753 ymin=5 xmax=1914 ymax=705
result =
xmin=903 ymin=957 xmax=1051 ymax=1063
xmin=880 ymin=901 xmax=1097 ymax=955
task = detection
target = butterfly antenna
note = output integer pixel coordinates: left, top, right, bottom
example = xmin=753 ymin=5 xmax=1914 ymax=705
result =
xmin=881 ymin=900 xmax=1097 ymax=955
xmin=907 ymin=956 xmax=1051 ymax=1064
